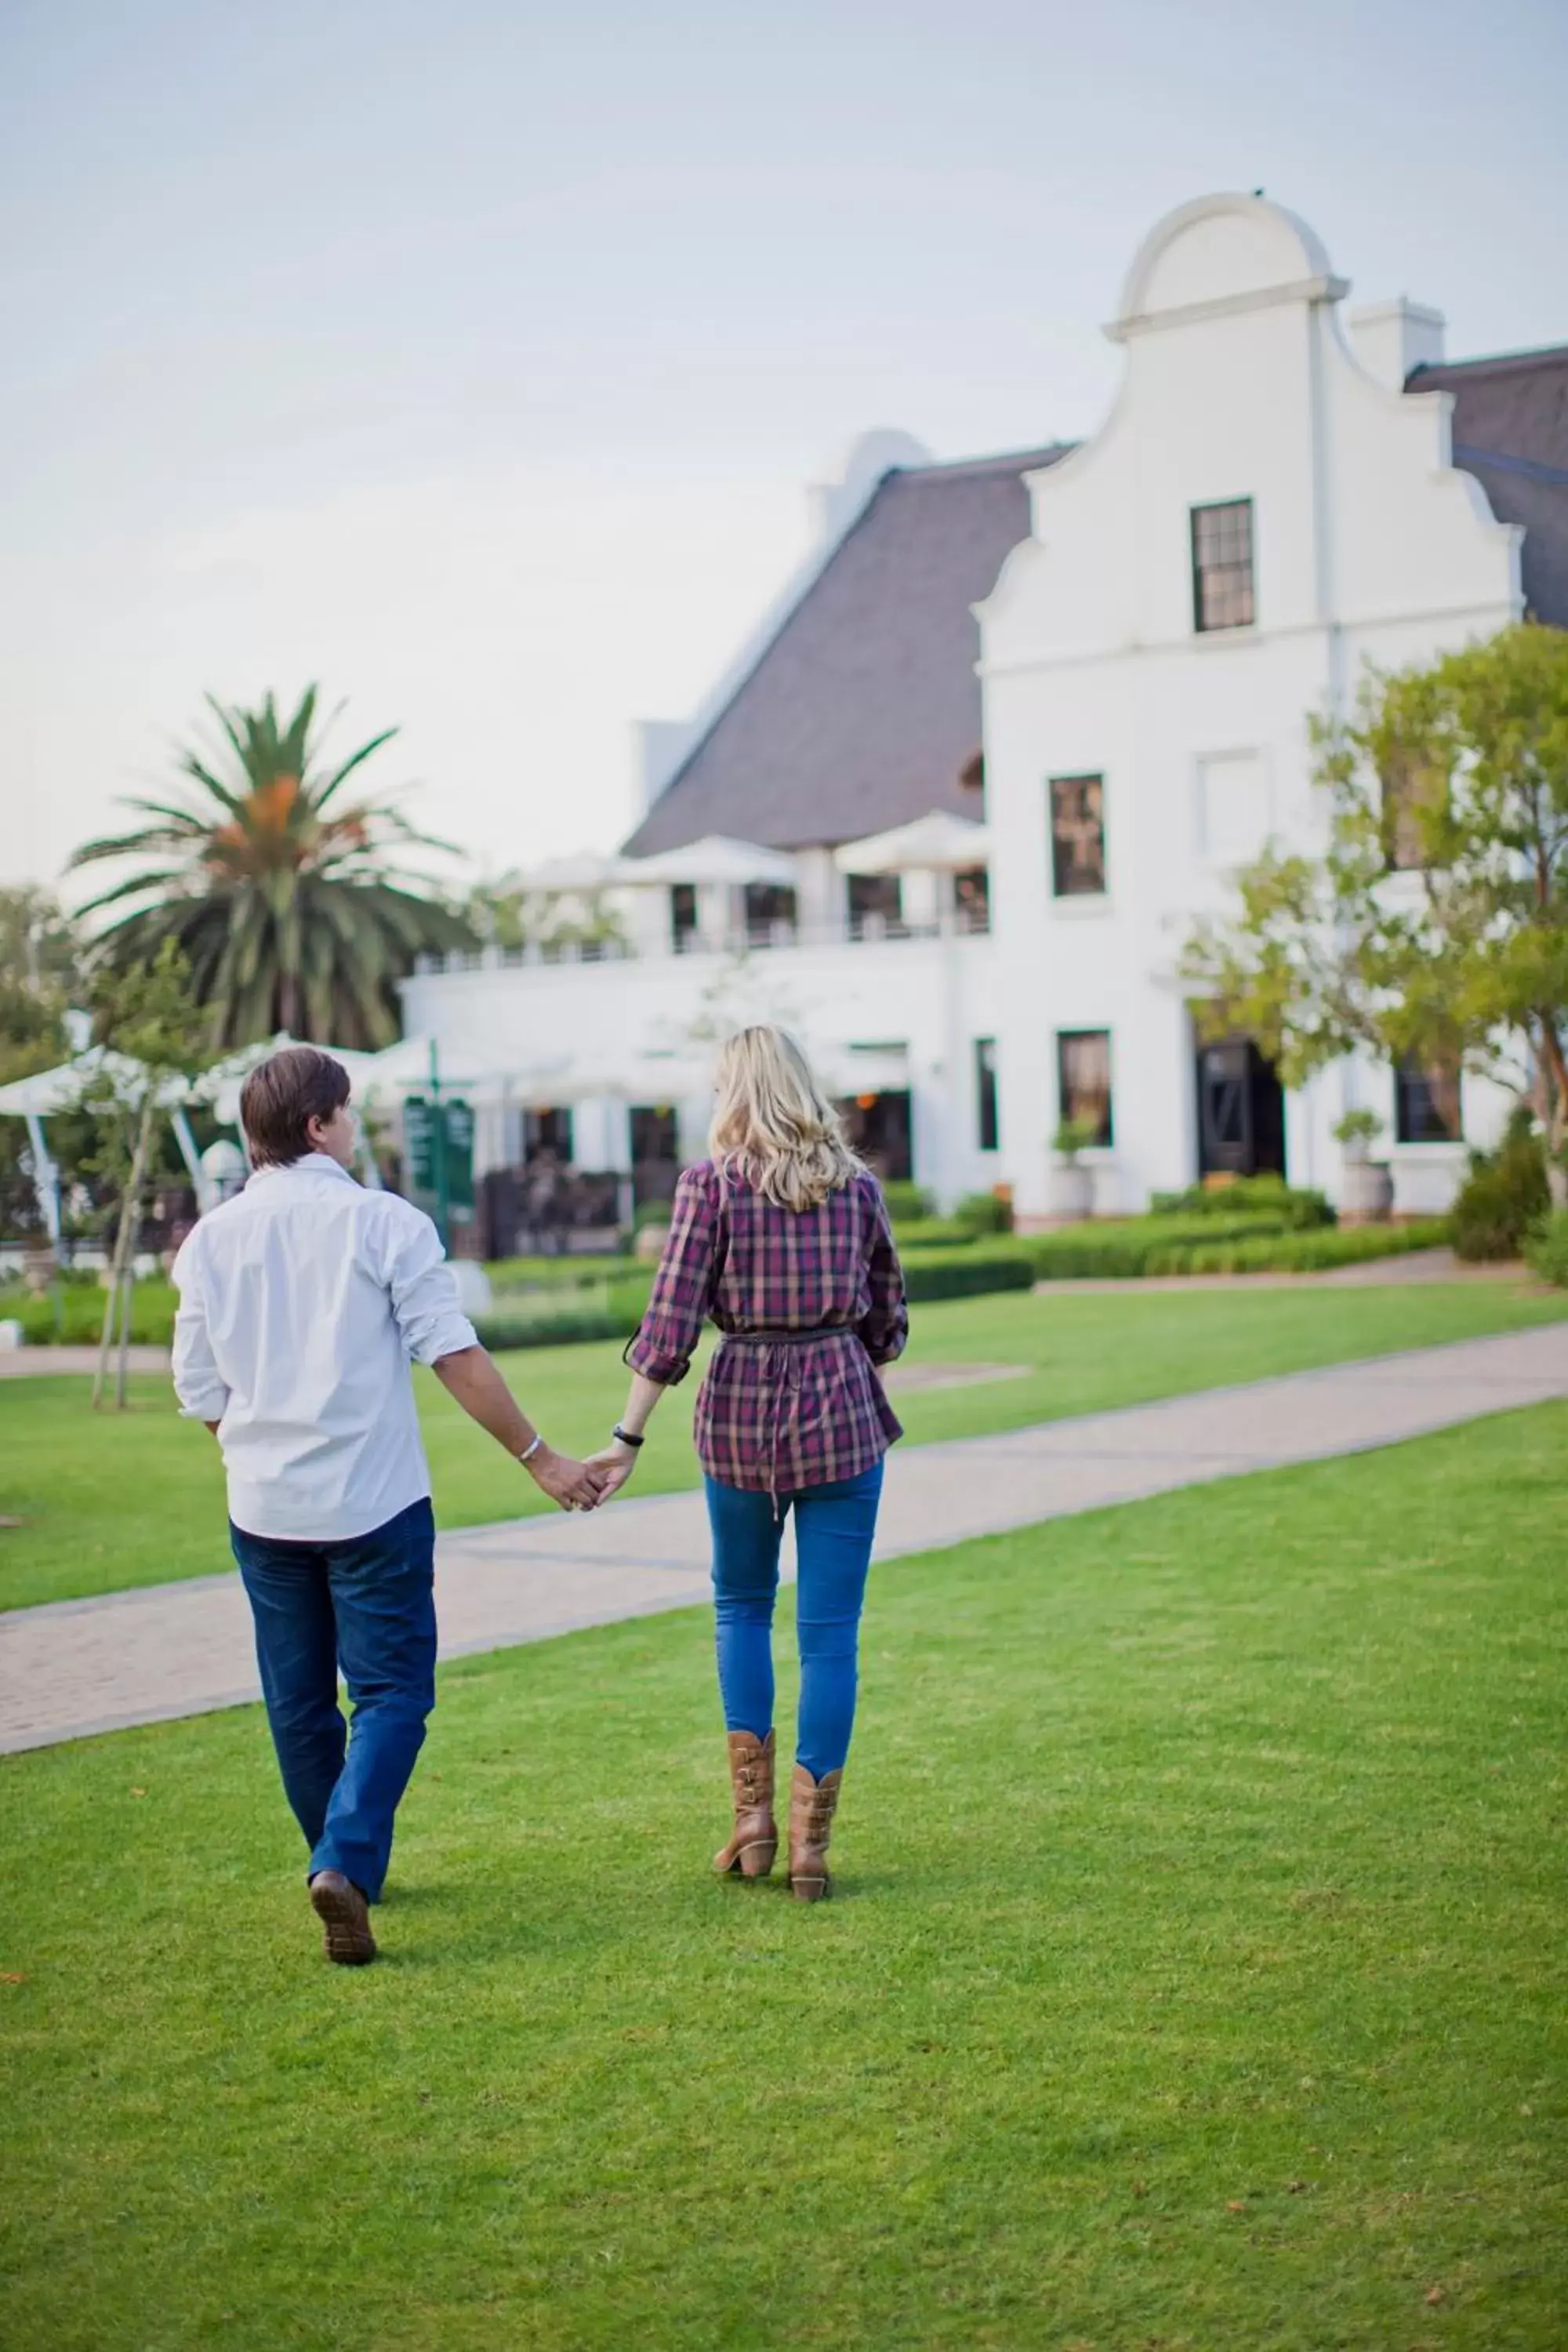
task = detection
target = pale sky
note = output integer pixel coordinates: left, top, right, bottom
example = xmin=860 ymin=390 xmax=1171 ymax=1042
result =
xmin=4 ymin=0 xmax=1566 ymax=899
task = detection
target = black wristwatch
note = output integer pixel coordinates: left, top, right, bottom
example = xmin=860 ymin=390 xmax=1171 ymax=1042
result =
xmin=612 ymin=1424 xmax=645 ymax=1449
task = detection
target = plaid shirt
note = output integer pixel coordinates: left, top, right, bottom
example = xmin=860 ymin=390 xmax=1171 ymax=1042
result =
xmin=626 ymin=1161 xmax=908 ymax=1495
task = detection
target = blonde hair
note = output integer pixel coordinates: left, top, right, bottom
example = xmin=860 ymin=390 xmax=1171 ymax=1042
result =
xmin=709 ymin=1026 xmax=863 ymax=1212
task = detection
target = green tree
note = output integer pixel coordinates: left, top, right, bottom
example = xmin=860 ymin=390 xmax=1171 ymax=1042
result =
xmin=0 ymin=885 xmax=78 ymax=1082
xmin=76 ymin=942 xmax=216 ymax=1409
xmin=68 ymin=687 xmax=472 ymax=1051
xmin=462 ymin=876 xmax=626 ymax=956
xmin=1182 ymin=623 xmax=1568 ymax=1201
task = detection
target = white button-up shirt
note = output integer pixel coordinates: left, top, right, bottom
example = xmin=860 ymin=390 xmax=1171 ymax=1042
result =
xmin=171 ymin=1154 xmax=479 ymax=1542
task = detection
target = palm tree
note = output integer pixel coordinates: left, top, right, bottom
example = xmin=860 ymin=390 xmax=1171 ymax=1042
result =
xmin=70 ymin=688 xmax=473 ymax=1050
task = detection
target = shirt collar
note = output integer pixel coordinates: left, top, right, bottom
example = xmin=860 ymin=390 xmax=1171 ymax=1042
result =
xmin=246 ymin=1152 xmax=358 ymax=1188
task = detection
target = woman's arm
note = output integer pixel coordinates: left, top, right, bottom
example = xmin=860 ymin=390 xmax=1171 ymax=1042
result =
xmin=590 ymin=1167 xmax=720 ymax=1498
xmin=858 ymin=1181 xmax=909 ymax=1367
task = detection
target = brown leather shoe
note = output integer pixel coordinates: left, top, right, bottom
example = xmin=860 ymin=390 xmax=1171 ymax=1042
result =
xmin=713 ymin=1730 xmax=778 ymax=1879
xmin=787 ymin=1762 xmax=842 ymax=1903
xmin=309 ymin=1870 xmax=377 ymax=1965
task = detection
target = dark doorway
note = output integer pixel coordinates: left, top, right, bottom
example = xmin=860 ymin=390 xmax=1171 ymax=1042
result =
xmin=630 ymin=1105 xmax=680 ymax=1210
xmin=1196 ymin=1038 xmax=1285 ymax=1178
xmin=837 ymin=1089 xmax=913 ymax=1181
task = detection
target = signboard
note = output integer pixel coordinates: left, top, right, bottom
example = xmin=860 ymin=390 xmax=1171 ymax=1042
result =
xmin=401 ymin=1096 xmax=475 ymax=1230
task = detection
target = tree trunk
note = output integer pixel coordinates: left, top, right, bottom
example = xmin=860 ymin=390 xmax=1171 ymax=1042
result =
xmin=93 ymin=1102 xmax=156 ymax=1411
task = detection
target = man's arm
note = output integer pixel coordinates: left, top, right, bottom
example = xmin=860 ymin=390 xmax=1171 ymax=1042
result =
xmin=431 ymin=1345 xmax=606 ymax=1512
xmin=170 ymin=1236 xmax=231 ymax=1436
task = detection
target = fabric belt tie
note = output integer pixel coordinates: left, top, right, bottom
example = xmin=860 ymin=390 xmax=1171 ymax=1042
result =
xmin=720 ymin=1328 xmax=859 ymax=1514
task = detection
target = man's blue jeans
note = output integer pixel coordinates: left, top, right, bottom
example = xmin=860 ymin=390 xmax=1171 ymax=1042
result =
xmin=705 ymin=1460 xmax=884 ymax=1780
xmin=230 ymin=1497 xmax=437 ymax=1903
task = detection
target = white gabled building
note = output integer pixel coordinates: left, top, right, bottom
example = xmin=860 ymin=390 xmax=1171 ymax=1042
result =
xmin=401 ymin=192 xmax=1568 ymax=1247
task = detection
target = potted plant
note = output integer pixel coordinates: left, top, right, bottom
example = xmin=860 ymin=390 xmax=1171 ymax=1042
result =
xmin=1047 ymin=1116 xmax=1099 ymax=1221
xmin=1334 ymin=1107 xmax=1394 ymax=1224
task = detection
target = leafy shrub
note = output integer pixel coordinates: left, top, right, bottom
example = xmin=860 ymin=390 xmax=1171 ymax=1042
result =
xmin=1450 ymin=1114 xmax=1549 ymax=1261
xmin=486 ymin=1254 xmax=639 ymax=1289
xmin=1029 ymin=1217 xmax=1447 ymax=1282
xmin=953 ymin=1191 xmax=1013 ymax=1234
xmin=1524 ymin=1208 xmax=1568 ymax=1289
xmin=899 ymin=1245 xmax=1035 ymax=1303
xmin=474 ymin=1307 xmax=633 ymax=1352
xmin=1028 ymin=1215 xmax=1291 ymax=1280
xmin=1162 ymin=1220 xmax=1449 ymax=1276
xmin=633 ymin=1199 xmax=676 ymax=1233
xmin=880 ymin=1181 xmax=935 ymax=1225
xmin=1146 ymin=1176 xmax=1334 ymax=1230
xmin=0 ymin=1279 xmax=179 ymax=1348
xmin=893 ymin=1218 xmax=978 ymax=1248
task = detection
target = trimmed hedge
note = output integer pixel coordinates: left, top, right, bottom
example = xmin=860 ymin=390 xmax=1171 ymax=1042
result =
xmin=474 ymin=1306 xmax=636 ymax=1352
xmin=486 ymin=1254 xmax=640 ymax=1289
xmin=898 ymin=1244 xmax=1036 ymax=1302
xmin=1027 ymin=1215 xmax=1294 ymax=1281
xmin=1146 ymin=1176 xmax=1334 ymax=1230
xmin=0 ymin=1279 xmax=179 ymax=1348
xmin=880 ymin=1181 xmax=935 ymax=1225
xmin=892 ymin=1218 xmax=978 ymax=1248
xmin=1524 ymin=1209 xmax=1568 ymax=1290
xmin=1029 ymin=1218 xmax=1450 ymax=1282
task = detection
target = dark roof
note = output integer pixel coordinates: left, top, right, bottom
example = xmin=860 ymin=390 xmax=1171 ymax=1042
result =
xmin=1408 ymin=344 xmax=1568 ymax=624
xmin=622 ymin=445 xmax=1071 ymax=855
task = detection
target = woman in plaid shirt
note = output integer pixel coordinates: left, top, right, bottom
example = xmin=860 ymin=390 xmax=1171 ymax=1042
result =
xmin=596 ymin=1026 xmax=908 ymax=1900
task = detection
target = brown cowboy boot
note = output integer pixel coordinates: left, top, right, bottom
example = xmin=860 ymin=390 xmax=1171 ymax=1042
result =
xmin=787 ymin=1762 xmax=842 ymax=1903
xmin=713 ymin=1730 xmax=778 ymax=1879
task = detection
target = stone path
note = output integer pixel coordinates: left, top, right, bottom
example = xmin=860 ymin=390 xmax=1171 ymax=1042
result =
xmin=3 ymin=1323 xmax=1564 ymax=1757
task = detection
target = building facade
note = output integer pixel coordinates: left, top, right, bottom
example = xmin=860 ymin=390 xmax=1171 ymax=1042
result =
xmin=402 ymin=192 xmax=1568 ymax=1228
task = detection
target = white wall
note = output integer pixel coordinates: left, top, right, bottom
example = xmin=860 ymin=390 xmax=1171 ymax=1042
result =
xmin=977 ymin=192 xmax=1522 ymax=1219
xmin=401 ymin=928 xmax=1004 ymax=1206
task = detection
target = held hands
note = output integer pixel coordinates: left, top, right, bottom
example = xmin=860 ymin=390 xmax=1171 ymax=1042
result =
xmin=524 ymin=1443 xmax=612 ymax=1513
xmin=583 ymin=1436 xmax=640 ymax=1502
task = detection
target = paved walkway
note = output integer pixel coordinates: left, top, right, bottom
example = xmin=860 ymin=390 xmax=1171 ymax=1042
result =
xmin=2 ymin=1323 xmax=1565 ymax=1755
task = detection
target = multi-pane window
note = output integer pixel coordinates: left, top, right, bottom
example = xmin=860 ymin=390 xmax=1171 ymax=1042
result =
xmin=743 ymin=882 xmax=797 ymax=946
xmin=670 ymin=883 xmax=699 ymax=953
xmin=1057 ymin=1029 xmax=1113 ymax=1148
xmin=846 ymin=871 xmax=904 ymax=938
xmin=953 ymin=865 xmax=990 ymax=932
xmin=1191 ymin=499 xmax=1255 ymax=632
xmin=1050 ymin=775 xmax=1106 ymax=896
xmin=1395 ymin=1058 xmax=1462 ymax=1144
xmin=975 ymin=1038 xmax=1000 ymax=1151
xmin=524 ymin=1108 xmax=573 ymax=1162
xmin=1381 ymin=753 xmax=1444 ymax=871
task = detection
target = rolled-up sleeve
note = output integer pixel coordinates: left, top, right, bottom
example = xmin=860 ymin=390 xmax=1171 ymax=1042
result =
xmin=381 ymin=1202 xmax=480 ymax=1366
xmin=858 ymin=1185 xmax=909 ymax=1367
xmin=171 ymin=1234 xmax=232 ymax=1423
xmin=624 ymin=1165 xmax=718 ymax=1386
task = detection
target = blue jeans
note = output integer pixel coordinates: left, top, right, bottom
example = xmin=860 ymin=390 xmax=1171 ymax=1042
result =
xmin=705 ymin=1460 xmax=884 ymax=1781
xmin=230 ymin=1498 xmax=437 ymax=1904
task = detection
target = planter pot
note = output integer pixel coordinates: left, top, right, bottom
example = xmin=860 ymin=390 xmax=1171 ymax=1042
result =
xmin=1046 ymin=1163 xmax=1094 ymax=1222
xmin=1339 ymin=1159 xmax=1394 ymax=1224
xmin=634 ymin=1222 xmax=673 ymax=1262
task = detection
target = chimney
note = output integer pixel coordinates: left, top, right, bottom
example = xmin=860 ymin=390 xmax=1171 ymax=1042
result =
xmin=1347 ymin=298 xmax=1446 ymax=392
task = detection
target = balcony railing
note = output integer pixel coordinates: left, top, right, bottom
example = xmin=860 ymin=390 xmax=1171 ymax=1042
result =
xmin=415 ymin=904 xmax=992 ymax=978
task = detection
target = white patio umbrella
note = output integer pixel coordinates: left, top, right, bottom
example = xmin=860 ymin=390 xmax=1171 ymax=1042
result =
xmin=616 ymin=835 xmax=799 ymax=889
xmin=197 ymin=1033 xmax=389 ymax=1127
xmin=499 ymin=851 xmax=625 ymax=895
xmin=833 ymin=809 xmax=991 ymax=875
xmin=0 ymin=1048 xmax=211 ymax=1235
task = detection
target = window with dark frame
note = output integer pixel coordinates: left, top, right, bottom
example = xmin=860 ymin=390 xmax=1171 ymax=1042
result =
xmin=953 ymin=865 xmax=990 ymax=931
xmin=670 ymin=883 xmax=699 ymax=953
xmin=1049 ymin=775 xmax=1106 ymax=896
xmin=845 ymin=871 xmax=904 ymax=938
xmin=975 ymin=1038 xmax=999 ymax=1151
xmin=1395 ymin=1058 xmax=1463 ymax=1145
xmin=1057 ymin=1029 xmax=1113 ymax=1148
xmin=1381 ymin=753 xmax=1445 ymax=871
xmin=743 ymin=881 xmax=797 ymax=945
xmin=1191 ymin=499 xmax=1255 ymax=632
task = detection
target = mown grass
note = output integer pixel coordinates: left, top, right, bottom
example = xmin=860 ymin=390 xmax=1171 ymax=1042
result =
xmin=3 ymin=1279 xmax=1566 ymax=1611
xmin=1 ymin=1406 xmax=1564 ymax=2348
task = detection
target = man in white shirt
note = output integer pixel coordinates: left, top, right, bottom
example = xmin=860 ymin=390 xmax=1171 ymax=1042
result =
xmin=172 ymin=1045 xmax=606 ymax=1966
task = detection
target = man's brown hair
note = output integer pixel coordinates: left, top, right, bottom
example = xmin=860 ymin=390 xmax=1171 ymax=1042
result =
xmin=240 ymin=1046 xmax=352 ymax=1168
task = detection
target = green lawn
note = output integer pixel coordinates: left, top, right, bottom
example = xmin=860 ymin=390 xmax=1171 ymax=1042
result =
xmin=2 ymin=1406 xmax=1563 ymax=2349
xmin=3 ymin=1279 xmax=1566 ymax=1612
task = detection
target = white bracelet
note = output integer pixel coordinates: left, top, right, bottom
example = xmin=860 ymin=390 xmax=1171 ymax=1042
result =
xmin=518 ymin=1434 xmax=543 ymax=1464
